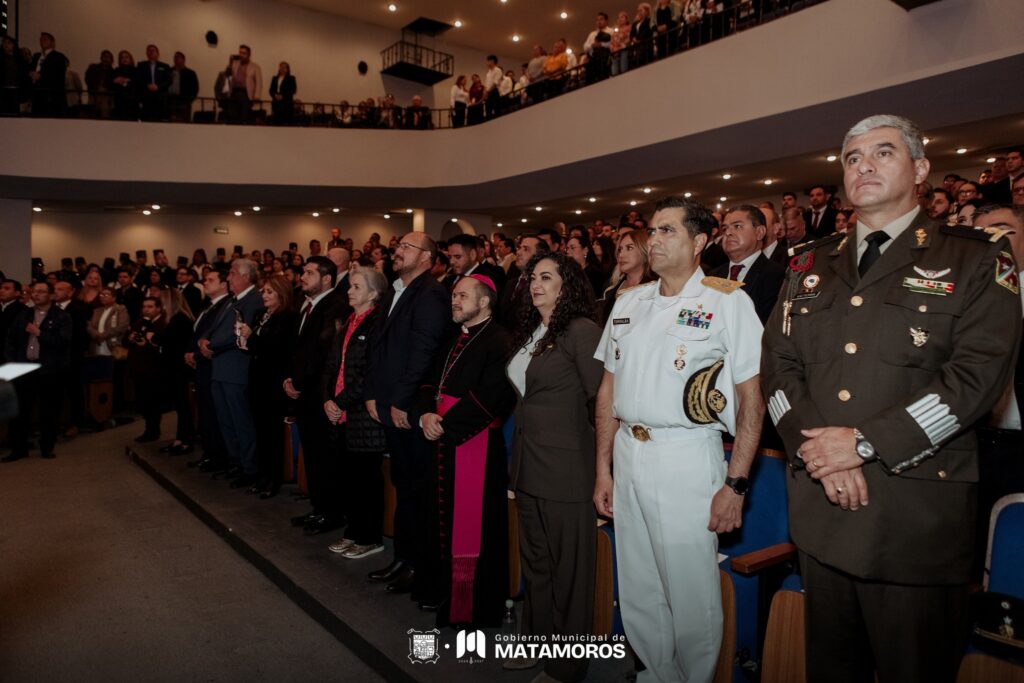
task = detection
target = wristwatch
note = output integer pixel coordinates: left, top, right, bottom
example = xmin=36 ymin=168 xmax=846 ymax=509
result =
xmin=724 ymin=475 xmax=750 ymax=496
xmin=853 ymin=428 xmax=876 ymax=461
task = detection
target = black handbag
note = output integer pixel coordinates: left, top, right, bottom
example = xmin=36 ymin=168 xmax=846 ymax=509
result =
xmin=971 ymin=591 xmax=1024 ymax=661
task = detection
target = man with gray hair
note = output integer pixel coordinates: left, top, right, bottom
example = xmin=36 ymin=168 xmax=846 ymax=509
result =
xmin=199 ymin=259 xmax=263 ymax=487
xmin=762 ymin=114 xmax=1021 ymax=681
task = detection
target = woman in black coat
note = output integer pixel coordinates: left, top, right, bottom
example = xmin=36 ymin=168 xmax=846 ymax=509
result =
xmin=111 ymin=50 xmax=137 ymax=120
xmin=239 ymin=274 xmax=298 ymax=498
xmin=269 ymin=61 xmax=296 ymax=125
xmin=155 ymin=288 xmax=196 ymax=453
xmin=322 ymin=269 xmax=388 ymax=559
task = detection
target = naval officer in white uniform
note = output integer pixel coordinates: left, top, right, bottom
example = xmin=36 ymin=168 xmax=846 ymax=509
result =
xmin=593 ymin=196 xmax=765 ymax=683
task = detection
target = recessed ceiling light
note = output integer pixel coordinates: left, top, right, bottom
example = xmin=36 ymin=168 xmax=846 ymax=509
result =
xmin=251 ymin=206 xmax=260 ymax=212
xmin=512 ymin=34 xmax=520 ymax=42
xmin=716 ymin=203 xmax=722 ymax=210
xmin=451 ymin=218 xmax=459 ymax=222
xmin=987 ymin=157 xmax=997 ymax=164
xmin=332 ymin=207 xmax=340 ymax=213
xmin=684 ymin=192 xmax=692 ymax=198
xmin=574 ymin=209 xmax=582 ymax=215
xmin=763 ymin=179 xmax=773 ymax=186
xmin=826 ymin=154 xmax=837 ymax=162
xmin=312 ymin=212 xmax=320 ymax=217
xmin=922 ymin=137 xmax=931 ymax=145
xmin=454 ymin=19 xmax=463 ymax=28
xmin=721 ymin=173 xmax=732 ymax=180
xmin=142 ymin=210 xmax=152 ymax=216
xmin=642 ymin=187 xmax=652 ymax=194
xmin=535 ymin=206 xmax=542 ymax=212
xmin=719 ymin=196 xmax=727 ymax=202
xmin=151 ymin=204 xmax=161 ymax=210
xmin=565 ymin=47 xmax=573 ymax=55
xmin=500 ymin=0 xmax=508 ymax=4
xmin=496 ymin=222 xmax=503 ymax=227
xmin=560 ymin=11 xmax=568 ymax=19
xmin=387 ymin=3 xmax=397 ymax=12
xmin=384 ymin=213 xmax=391 ymax=219
xmin=520 ymin=218 xmax=528 ymax=223
xmin=629 ymin=200 xmax=637 ymax=206
xmin=588 ymin=197 xmax=597 ymax=203
xmin=32 ymin=206 xmax=42 ymax=212
xmin=956 ymin=147 xmax=967 ymax=155
xmin=406 ymin=208 xmax=413 ymax=213
xmin=234 ymin=210 xmax=243 ymax=216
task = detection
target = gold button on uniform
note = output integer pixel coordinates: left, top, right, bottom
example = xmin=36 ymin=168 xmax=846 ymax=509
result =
xmin=800 ymin=307 xmax=809 ymax=315
xmin=937 ymin=470 xmax=948 ymax=479
xmin=838 ymin=389 xmax=852 ymax=402
xmin=918 ymin=304 xmax=928 ymax=313
xmin=844 ymin=343 xmax=858 ymax=354
xmin=851 ymin=296 xmax=864 ymax=307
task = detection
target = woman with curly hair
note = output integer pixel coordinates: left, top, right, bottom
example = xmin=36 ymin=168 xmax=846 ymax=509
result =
xmin=504 ymin=251 xmax=605 ymax=681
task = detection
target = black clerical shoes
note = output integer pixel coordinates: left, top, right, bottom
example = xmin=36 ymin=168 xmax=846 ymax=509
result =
xmin=367 ymin=560 xmax=406 ymax=583
xmin=385 ymin=567 xmax=416 ymax=594
xmin=291 ymin=512 xmax=318 ymax=527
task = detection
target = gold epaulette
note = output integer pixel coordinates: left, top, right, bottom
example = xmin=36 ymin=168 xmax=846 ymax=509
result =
xmin=786 ymin=231 xmax=844 ymax=257
xmin=940 ymin=224 xmax=1011 ymax=243
xmin=701 ymin=276 xmax=745 ymax=294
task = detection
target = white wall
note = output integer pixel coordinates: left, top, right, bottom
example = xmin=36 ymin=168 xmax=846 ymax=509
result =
xmin=19 ymin=0 xmax=518 ymax=108
xmin=30 ymin=211 xmax=416 ymax=269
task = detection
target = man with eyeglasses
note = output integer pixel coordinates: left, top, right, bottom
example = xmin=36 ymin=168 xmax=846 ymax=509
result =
xmin=1012 ymin=173 xmax=1024 ymax=207
xmin=364 ymin=232 xmax=452 ymax=595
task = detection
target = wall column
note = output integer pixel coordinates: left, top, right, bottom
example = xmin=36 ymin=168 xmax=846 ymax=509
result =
xmin=0 ymin=199 xmax=33 ymax=282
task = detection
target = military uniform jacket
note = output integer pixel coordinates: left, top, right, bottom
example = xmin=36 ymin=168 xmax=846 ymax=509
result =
xmin=761 ymin=212 xmax=1022 ymax=584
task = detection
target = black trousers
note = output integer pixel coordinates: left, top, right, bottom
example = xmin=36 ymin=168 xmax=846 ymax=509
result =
xmin=9 ymin=372 xmax=65 ymax=456
xmin=135 ymin=377 xmax=164 ymax=437
xmin=173 ymin=375 xmax=195 ymax=444
xmin=452 ymin=101 xmax=466 ymax=128
xmin=800 ymin=552 xmax=969 ymax=683
xmin=335 ymin=424 xmax=384 ymax=545
xmin=384 ymin=425 xmax=432 ymax=567
xmin=974 ymin=427 xmax=1024 ymax=581
xmin=297 ymin=399 xmax=344 ymax=521
xmin=195 ymin=374 xmax=227 ymax=465
xmin=252 ymin=394 xmax=285 ymax=488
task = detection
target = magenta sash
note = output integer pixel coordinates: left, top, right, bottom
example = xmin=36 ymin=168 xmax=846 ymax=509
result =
xmin=438 ymin=393 xmax=491 ymax=624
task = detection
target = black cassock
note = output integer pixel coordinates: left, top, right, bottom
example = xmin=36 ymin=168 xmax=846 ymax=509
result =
xmin=418 ymin=318 xmax=515 ymax=628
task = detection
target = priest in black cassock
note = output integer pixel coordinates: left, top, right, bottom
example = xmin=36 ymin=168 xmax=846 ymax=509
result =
xmin=418 ymin=275 xmax=515 ymax=628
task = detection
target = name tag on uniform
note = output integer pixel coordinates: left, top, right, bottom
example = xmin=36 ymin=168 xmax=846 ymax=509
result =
xmin=902 ymin=277 xmax=954 ymax=296
xmin=613 ymin=318 xmax=630 ymax=325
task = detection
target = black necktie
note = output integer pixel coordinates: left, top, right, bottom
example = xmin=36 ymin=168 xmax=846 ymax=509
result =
xmin=858 ymin=231 xmax=891 ymax=277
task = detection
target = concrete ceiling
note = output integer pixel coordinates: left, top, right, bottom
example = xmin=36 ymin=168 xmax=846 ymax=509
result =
xmin=276 ymin=0 xmax=626 ymax=56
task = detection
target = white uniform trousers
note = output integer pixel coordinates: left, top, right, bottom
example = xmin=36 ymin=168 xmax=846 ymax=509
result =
xmin=613 ymin=425 xmax=725 ymax=683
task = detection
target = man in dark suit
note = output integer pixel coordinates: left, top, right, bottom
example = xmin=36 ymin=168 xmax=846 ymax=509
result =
xmin=136 ymin=44 xmax=171 ymax=121
xmin=199 ymin=259 xmax=263 ymax=487
xmin=499 ymin=235 xmax=549 ymax=328
xmin=364 ymin=232 xmax=452 ymax=594
xmin=53 ymin=280 xmax=90 ymax=437
xmin=325 ymin=247 xmax=353 ymax=317
xmin=984 ymin=149 xmax=1022 ymax=204
xmin=3 ymin=282 xmax=72 ymax=461
xmin=762 ymin=115 xmax=1021 ymax=682
xmin=116 ymin=268 xmax=144 ymax=321
xmin=403 ymin=95 xmax=432 ymax=130
xmin=713 ymin=205 xmax=786 ymax=323
xmin=30 ymin=32 xmax=67 ymax=117
xmin=187 ymin=270 xmax=231 ymax=469
xmin=804 ymin=184 xmax=838 ymax=239
xmin=446 ymin=234 xmax=506 ymax=295
xmin=174 ymin=266 xmax=204 ymax=315
xmin=0 ymin=279 xmax=27 ymax=363
xmin=127 ymin=296 xmax=167 ymax=441
xmin=284 ymin=256 xmax=348 ymax=535
xmin=761 ymin=206 xmax=790 ymax=267
xmin=168 ymin=51 xmax=199 ymax=123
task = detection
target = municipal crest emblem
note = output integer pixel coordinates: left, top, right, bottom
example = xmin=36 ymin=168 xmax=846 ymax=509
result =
xmin=407 ymin=628 xmax=441 ymax=664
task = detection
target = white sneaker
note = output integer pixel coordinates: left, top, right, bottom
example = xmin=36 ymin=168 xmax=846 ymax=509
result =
xmin=341 ymin=543 xmax=385 ymax=559
xmin=328 ymin=538 xmax=355 ymax=554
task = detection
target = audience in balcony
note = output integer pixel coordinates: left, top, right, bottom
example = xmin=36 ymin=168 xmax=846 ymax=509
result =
xmin=84 ymin=50 xmax=114 ymax=118
xmin=543 ymin=39 xmax=569 ymax=99
xmin=630 ymin=4 xmax=654 ymax=66
xmin=584 ymin=12 xmax=614 ymax=84
xmin=404 ymin=95 xmax=431 ymax=130
xmin=483 ymin=54 xmax=503 ymax=119
xmin=467 ymin=74 xmax=485 ymax=125
xmin=269 ymin=61 xmax=296 ymax=125
xmin=450 ymin=75 xmax=468 ymax=128
xmin=169 ymin=52 xmax=199 ymax=123
xmin=30 ymin=32 xmax=67 ymax=117
xmin=227 ymin=44 xmax=261 ymax=123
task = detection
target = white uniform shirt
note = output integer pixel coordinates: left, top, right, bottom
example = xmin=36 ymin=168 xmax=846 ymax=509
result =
xmin=595 ymin=269 xmax=762 ymax=434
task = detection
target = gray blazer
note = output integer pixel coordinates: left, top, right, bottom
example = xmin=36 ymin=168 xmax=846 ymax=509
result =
xmin=508 ymin=317 xmax=604 ymax=503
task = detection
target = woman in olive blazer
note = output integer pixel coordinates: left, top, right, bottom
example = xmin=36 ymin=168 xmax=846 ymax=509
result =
xmin=505 ymin=252 xmax=604 ymax=683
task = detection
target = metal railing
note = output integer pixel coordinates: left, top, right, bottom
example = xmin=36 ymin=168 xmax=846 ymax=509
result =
xmin=1 ymin=0 xmax=822 ymax=130
xmin=381 ymin=40 xmax=454 ymax=79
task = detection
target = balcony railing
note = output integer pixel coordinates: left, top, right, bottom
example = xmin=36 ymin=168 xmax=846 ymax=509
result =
xmin=1 ymin=0 xmax=823 ymax=130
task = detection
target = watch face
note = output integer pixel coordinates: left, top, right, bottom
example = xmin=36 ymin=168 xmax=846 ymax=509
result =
xmin=728 ymin=477 xmax=749 ymax=495
xmin=857 ymin=442 xmax=875 ymax=458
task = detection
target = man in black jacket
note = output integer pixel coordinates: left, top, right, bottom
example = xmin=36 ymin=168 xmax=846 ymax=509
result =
xmin=712 ymin=205 xmax=786 ymax=324
xmin=136 ymin=44 xmax=171 ymax=121
xmin=168 ymin=51 xmax=199 ymax=123
xmin=3 ymin=282 xmax=71 ymax=461
xmin=365 ymin=232 xmax=452 ymax=594
xmin=447 ymin=234 xmax=506 ymax=295
xmin=804 ymin=184 xmax=838 ymax=239
xmin=285 ymin=257 xmax=348 ymax=534
xmin=30 ymin=32 xmax=67 ymax=117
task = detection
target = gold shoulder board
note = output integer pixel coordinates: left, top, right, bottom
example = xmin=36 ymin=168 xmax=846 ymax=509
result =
xmin=701 ymin=276 xmax=745 ymax=294
xmin=984 ymin=227 xmax=1012 ymax=243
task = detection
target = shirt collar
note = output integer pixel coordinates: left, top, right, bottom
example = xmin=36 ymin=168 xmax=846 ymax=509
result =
xmin=730 ymin=250 xmax=761 ymax=272
xmin=209 ymin=293 xmax=228 ymax=306
xmin=856 ymin=206 xmax=921 ymax=250
xmin=305 ymin=288 xmax=331 ymax=310
xmin=642 ymin=267 xmax=705 ymax=300
xmin=234 ymin=284 xmax=256 ymax=301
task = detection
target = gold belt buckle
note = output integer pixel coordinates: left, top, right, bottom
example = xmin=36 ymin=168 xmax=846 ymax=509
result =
xmin=631 ymin=425 xmax=652 ymax=442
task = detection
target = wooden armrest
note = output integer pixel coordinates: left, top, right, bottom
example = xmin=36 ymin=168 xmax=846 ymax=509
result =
xmin=729 ymin=542 xmax=797 ymax=575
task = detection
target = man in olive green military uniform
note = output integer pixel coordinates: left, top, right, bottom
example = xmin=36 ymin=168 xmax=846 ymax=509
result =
xmin=761 ymin=114 xmax=1021 ymax=683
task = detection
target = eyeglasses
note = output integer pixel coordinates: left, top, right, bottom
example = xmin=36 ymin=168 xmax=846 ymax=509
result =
xmin=396 ymin=242 xmax=427 ymax=252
